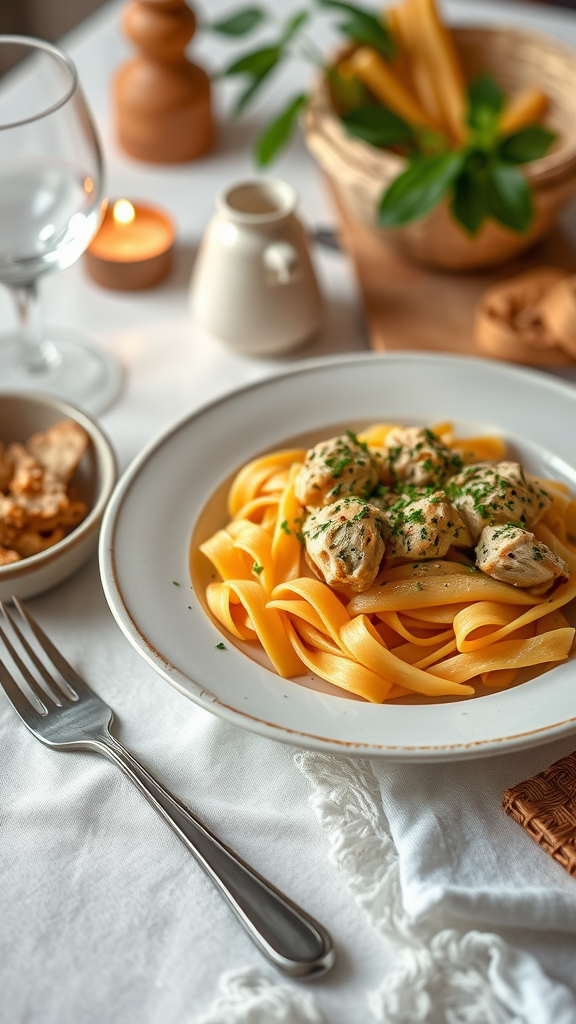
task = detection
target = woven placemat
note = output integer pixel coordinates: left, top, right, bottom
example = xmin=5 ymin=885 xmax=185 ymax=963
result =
xmin=503 ymin=752 xmax=576 ymax=877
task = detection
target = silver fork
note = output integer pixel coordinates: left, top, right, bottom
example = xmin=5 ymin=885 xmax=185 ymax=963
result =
xmin=0 ymin=598 xmax=334 ymax=979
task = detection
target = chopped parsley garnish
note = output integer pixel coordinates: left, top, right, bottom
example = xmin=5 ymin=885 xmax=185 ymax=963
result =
xmin=215 ymin=642 xmax=226 ymax=650
xmin=324 ymin=455 xmax=353 ymax=478
xmin=280 ymin=520 xmax=290 ymax=535
xmin=345 ymin=429 xmax=369 ymax=454
xmin=172 ymin=581 xmax=181 ymax=586
xmin=405 ymin=508 xmax=425 ymax=525
xmin=252 ymin=562 xmax=264 ymax=576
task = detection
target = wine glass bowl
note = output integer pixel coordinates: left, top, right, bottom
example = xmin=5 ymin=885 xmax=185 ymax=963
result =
xmin=0 ymin=36 xmax=121 ymax=412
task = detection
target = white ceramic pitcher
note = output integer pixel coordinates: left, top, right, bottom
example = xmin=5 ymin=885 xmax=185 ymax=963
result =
xmin=189 ymin=180 xmax=323 ymax=355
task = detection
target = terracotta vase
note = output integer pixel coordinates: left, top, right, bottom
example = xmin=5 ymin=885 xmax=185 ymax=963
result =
xmin=114 ymin=0 xmax=214 ymax=163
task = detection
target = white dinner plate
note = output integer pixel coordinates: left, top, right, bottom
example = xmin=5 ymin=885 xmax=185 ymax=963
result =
xmin=99 ymin=353 xmax=576 ymax=761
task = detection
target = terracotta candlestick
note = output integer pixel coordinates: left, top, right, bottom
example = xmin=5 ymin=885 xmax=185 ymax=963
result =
xmin=114 ymin=0 xmax=214 ymax=163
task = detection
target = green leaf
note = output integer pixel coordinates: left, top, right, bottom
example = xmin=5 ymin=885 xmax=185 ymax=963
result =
xmin=377 ymin=152 xmax=463 ymax=227
xmin=342 ymin=103 xmax=414 ymax=148
xmin=486 ymin=163 xmax=532 ymax=232
xmin=223 ymin=45 xmax=281 ymax=77
xmin=232 ymin=63 xmax=277 ymax=116
xmin=451 ymin=167 xmax=488 ymax=235
xmin=327 ymin=66 xmax=368 ymax=113
xmin=498 ymin=125 xmax=556 ymax=164
xmin=209 ymin=7 xmax=267 ymax=36
xmin=467 ymin=74 xmax=504 ymax=139
xmin=413 ymin=126 xmax=449 ymax=155
xmin=255 ymin=93 xmax=307 ymax=166
xmin=468 ymin=74 xmax=504 ymax=118
xmin=338 ymin=13 xmax=394 ymax=56
xmin=281 ymin=9 xmax=309 ymax=44
xmin=316 ymin=1 xmax=394 ymax=57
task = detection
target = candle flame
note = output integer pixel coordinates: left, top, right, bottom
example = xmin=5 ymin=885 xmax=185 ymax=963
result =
xmin=113 ymin=199 xmax=136 ymax=225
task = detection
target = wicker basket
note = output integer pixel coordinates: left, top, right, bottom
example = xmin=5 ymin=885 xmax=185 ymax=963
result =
xmin=303 ymin=27 xmax=576 ymax=270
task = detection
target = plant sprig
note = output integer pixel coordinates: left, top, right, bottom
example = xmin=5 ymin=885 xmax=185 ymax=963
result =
xmin=205 ymin=5 xmax=555 ymax=234
xmin=362 ymin=74 xmax=555 ymax=235
xmin=207 ymin=1 xmax=394 ymax=163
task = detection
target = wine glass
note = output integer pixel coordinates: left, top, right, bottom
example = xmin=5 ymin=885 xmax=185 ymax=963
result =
xmin=0 ymin=36 xmax=121 ymax=414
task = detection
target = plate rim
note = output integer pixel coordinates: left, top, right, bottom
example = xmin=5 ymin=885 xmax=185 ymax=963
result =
xmin=99 ymin=351 xmax=576 ymax=760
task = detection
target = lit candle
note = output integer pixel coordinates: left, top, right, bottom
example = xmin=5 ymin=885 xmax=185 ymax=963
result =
xmin=85 ymin=199 xmax=175 ymax=290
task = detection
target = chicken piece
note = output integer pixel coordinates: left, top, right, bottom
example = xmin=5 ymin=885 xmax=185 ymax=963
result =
xmin=476 ymin=524 xmax=569 ymax=592
xmin=3 ymin=487 xmax=69 ymax=527
xmin=0 ymin=544 xmax=21 ymax=566
xmin=384 ymin=492 xmax=472 ymax=561
xmin=449 ymin=461 xmax=552 ymax=542
xmin=26 ymin=420 xmax=88 ymax=484
xmin=54 ymin=499 xmax=88 ymax=530
xmin=0 ymin=477 xmax=85 ymax=537
xmin=0 ymin=494 xmax=27 ymax=531
xmin=0 ymin=443 xmax=13 ymax=493
xmin=9 ymin=527 xmax=66 ymax=558
xmin=294 ymin=432 xmax=380 ymax=508
xmin=0 ymin=491 xmax=85 ymax=551
xmin=303 ymin=497 xmax=386 ymax=592
xmin=381 ymin=427 xmax=463 ymax=488
xmin=6 ymin=443 xmax=44 ymax=495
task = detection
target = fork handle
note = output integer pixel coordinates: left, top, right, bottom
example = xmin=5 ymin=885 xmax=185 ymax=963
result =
xmin=91 ymin=732 xmax=334 ymax=978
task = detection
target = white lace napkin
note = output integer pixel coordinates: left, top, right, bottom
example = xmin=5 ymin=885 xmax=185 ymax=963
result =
xmin=196 ymin=736 xmax=576 ymax=1024
xmin=294 ymin=740 xmax=576 ymax=1024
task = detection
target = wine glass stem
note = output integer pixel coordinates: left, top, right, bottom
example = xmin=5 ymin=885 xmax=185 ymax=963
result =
xmin=12 ymin=282 xmax=59 ymax=375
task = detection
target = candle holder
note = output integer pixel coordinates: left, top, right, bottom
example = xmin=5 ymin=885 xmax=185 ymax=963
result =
xmin=85 ymin=200 xmax=174 ymax=289
xmin=114 ymin=0 xmax=214 ymax=163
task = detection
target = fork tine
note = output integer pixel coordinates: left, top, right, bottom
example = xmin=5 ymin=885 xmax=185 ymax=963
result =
xmin=1 ymin=603 xmax=75 ymax=702
xmin=12 ymin=597 xmax=88 ymax=694
xmin=0 ymin=619 xmax=63 ymax=708
xmin=0 ymin=657 xmax=47 ymax=719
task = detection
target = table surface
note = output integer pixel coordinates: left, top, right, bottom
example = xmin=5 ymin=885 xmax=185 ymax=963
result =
xmin=3 ymin=2 xmax=576 ymax=1021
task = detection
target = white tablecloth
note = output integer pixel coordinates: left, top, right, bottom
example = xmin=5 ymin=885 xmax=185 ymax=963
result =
xmin=3 ymin=2 xmax=576 ymax=1022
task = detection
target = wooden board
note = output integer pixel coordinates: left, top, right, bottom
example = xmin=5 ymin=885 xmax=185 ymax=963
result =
xmin=330 ymin=184 xmax=576 ymax=361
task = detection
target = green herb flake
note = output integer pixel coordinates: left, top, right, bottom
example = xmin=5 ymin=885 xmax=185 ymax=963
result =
xmin=252 ymin=562 xmax=264 ymax=576
xmin=405 ymin=508 xmax=426 ymax=525
xmin=215 ymin=642 xmax=226 ymax=650
xmin=325 ymin=454 xmax=353 ymax=478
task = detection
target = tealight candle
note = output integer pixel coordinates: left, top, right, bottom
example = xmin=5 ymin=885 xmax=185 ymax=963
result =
xmin=85 ymin=199 xmax=174 ymax=290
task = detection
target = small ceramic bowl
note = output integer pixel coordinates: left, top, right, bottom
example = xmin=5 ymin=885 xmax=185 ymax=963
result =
xmin=0 ymin=392 xmax=117 ymax=602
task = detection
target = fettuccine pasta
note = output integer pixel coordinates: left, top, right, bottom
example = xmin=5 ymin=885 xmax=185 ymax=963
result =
xmin=197 ymin=423 xmax=576 ymax=703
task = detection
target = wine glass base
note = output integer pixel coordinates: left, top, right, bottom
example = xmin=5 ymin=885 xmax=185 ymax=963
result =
xmin=0 ymin=328 xmax=122 ymax=415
